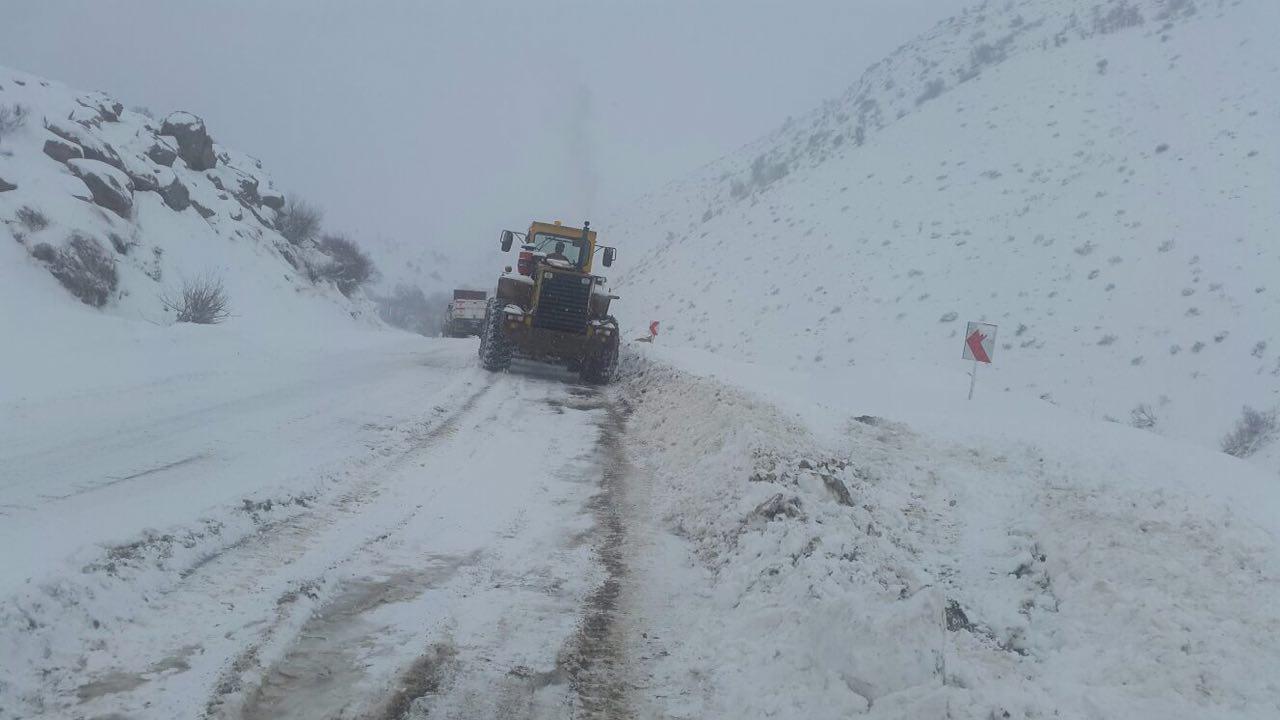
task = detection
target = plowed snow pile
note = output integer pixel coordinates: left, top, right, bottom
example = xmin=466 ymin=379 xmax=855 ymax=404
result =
xmin=619 ymin=348 xmax=1280 ymax=718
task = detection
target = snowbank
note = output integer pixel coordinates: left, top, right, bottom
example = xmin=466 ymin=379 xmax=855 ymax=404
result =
xmin=619 ymin=347 xmax=1280 ymax=718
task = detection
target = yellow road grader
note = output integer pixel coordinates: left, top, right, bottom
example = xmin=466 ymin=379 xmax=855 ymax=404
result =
xmin=479 ymin=220 xmax=620 ymax=383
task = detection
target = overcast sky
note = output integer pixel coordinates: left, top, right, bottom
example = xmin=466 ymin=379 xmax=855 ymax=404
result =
xmin=0 ymin=0 xmax=969 ymax=289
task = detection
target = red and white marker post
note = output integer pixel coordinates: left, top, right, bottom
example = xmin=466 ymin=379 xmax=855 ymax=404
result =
xmin=961 ymin=321 xmax=997 ymax=400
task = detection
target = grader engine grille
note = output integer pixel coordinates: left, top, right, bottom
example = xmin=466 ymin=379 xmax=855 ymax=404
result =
xmin=534 ymin=271 xmax=591 ymax=334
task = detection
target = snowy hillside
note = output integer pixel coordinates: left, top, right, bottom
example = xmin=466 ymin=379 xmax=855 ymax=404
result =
xmin=610 ymin=0 xmax=1279 ymax=464
xmin=0 ymin=64 xmax=378 ymax=367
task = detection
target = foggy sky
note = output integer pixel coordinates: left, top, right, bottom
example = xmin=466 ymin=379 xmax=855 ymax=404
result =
xmin=0 ymin=0 xmax=971 ymax=289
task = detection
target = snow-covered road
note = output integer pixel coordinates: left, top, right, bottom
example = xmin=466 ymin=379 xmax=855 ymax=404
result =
xmin=2 ymin=337 xmax=632 ymax=719
xmin=5 ymin=333 xmax=1279 ymax=720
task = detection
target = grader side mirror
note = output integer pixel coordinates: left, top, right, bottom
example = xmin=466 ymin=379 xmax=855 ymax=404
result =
xmin=602 ymin=246 xmax=616 ymax=267
xmin=500 ymin=230 xmax=514 ymax=252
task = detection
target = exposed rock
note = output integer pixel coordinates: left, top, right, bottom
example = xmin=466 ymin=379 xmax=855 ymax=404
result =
xmin=158 ymin=176 xmax=190 ymax=212
xmin=74 ymin=95 xmax=123 ymax=124
xmin=67 ymin=159 xmax=134 ymax=218
xmin=945 ymin=600 xmax=974 ymax=632
xmin=189 ymin=198 xmax=216 ymax=219
xmin=818 ymin=471 xmax=855 ymax=507
xmin=750 ymin=493 xmax=804 ymax=523
xmin=234 ymin=173 xmax=260 ymax=206
xmin=259 ymin=187 xmax=285 ymax=210
xmin=160 ymin=112 xmax=217 ymax=171
xmin=43 ymin=135 xmax=83 ymax=163
xmin=146 ymin=138 xmax=178 ymax=166
xmin=0 ymin=176 xmax=15 ymax=192
xmin=45 ymin=121 xmax=123 ymax=170
xmin=121 ymin=153 xmax=162 ymax=192
xmin=68 ymin=104 xmax=103 ymax=128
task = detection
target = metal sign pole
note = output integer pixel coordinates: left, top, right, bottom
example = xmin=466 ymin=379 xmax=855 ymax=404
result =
xmin=968 ymin=359 xmax=978 ymax=400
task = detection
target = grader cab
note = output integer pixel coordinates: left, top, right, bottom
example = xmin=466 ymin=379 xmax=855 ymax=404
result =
xmin=479 ymin=220 xmax=620 ymax=383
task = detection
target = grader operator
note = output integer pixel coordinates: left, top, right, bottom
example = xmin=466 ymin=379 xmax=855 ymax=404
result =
xmin=478 ymin=220 xmax=620 ymax=383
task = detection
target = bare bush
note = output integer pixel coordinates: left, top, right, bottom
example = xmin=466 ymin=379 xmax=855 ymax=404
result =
xmin=1093 ymin=2 xmax=1144 ymax=34
xmin=15 ymin=205 xmax=49 ymax=232
xmin=31 ymin=242 xmax=56 ymax=262
xmin=1220 ymin=406 xmax=1278 ymax=458
xmin=0 ymin=103 xmax=29 ymax=144
xmin=40 ymin=232 xmax=118 ymax=307
xmin=277 ymin=198 xmax=323 ymax=245
xmin=1130 ymin=403 xmax=1157 ymax=430
xmin=1156 ymin=0 xmax=1197 ymax=21
xmin=162 ymin=274 xmax=231 ymax=324
xmin=315 ymin=233 xmax=376 ymax=296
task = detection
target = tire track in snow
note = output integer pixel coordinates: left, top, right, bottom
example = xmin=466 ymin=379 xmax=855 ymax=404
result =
xmin=559 ymin=389 xmax=635 ymax=719
xmin=197 ymin=379 xmax=498 ymax=718
xmin=63 ymin=379 xmax=497 ymax=720
xmin=378 ymin=380 xmax=636 ymax=720
xmin=237 ymin=553 xmax=482 ymax=720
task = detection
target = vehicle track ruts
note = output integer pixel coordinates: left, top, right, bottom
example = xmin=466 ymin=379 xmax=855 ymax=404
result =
xmin=558 ymin=388 xmax=634 ymax=719
xmin=59 ymin=380 xmax=497 ymax=720
xmin=197 ymin=380 xmax=498 ymax=719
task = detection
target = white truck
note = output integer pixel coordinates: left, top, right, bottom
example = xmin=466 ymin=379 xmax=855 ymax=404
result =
xmin=441 ymin=289 xmax=488 ymax=338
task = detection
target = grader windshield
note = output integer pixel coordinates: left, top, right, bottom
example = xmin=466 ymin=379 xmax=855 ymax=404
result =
xmin=530 ymin=232 xmax=587 ymax=268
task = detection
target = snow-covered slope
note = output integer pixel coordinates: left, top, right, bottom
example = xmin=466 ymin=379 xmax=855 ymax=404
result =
xmin=611 ymin=0 xmax=1279 ymax=464
xmin=0 ymin=63 xmax=377 ymax=379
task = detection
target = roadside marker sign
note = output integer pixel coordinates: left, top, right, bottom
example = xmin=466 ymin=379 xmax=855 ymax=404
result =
xmin=963 ymin=322 xmax=996 ymax=364
xmin=962 ymin=321 xmax=997 ymax=399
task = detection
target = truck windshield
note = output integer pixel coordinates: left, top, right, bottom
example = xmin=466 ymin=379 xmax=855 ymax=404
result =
xmin=530 ymin=233 xmax=586 ymax=267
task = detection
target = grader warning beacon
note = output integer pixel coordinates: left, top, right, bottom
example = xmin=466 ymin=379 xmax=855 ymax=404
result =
xmin=479 ymin=220 xmax=620 ymax=383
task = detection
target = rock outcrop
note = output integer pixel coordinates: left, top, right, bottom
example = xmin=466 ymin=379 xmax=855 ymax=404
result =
xmin=160 ymin=112 xmax=217 ymax=171
xmin=45 ymin=120 xmax=123 ymax=170
xmin=42 ymin=135 xmax=82 ymax=163
xmin=67 ymin=159 xmax=133 ymax=218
